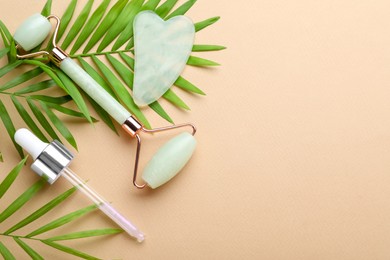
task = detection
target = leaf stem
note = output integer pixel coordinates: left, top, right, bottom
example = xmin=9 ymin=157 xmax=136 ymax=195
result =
xmin=70 ymin=49 xmax=133 ymax=58
xmin=0 ymin=91 xmax=26 ymax=98
xmin=0 ymin=233 xmax=43 ymax=242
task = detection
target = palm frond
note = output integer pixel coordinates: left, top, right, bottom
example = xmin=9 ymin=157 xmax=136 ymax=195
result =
xmin=0 ymin=156 xmax=27 ymax=199
xmin=4 ymin=187 xmax=77 ymax=235
xmin=0 ymin=0 xmax=223 ymax=257
xmin=46 ymin=228 xmax=123 ymax=241
xmin=27 ymin=204 xmax=98 ymax=237
xmin=187 ymin=55 xmax=221 ymax=67
xmin=0 ymin=180 xmax=46 ymax=223
xmin=14 ymin=237 xmax=44 ymax=260
xmin=192 ymin=44 xmax=226 ymax=52
xmin=0 ymin=158 xmax=126 ymax=259
xmin=0 ymin=61 xmax=88 ymax=156
xmin=0 ymin=0 xmax=223 ymax=161
xmin=42 ymin=241 xmax=100 ymax=260
xmin=0 ymin=241 xmax=16 ymax=260
xmin=59 ymin=0 xmax=221 ymax=120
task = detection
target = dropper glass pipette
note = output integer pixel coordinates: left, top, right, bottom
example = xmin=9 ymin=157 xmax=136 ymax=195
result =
xmin=14 ymin=128 xmax=144 ymax=242
xmin=61 ymin=168 xmax=144 ymax=242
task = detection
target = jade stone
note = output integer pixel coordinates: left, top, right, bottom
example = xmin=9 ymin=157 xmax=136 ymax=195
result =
xmin=60 ymin=58 xmax=131 ymax=124
xmin=14 ymin=13 xmax=52 ymax=51
xmin=142 ymin=132 xmax=197 ymax=189
xmin=133 ymin=11 xmax=195 ymax=107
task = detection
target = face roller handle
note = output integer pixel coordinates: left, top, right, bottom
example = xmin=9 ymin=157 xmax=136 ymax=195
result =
xmin=14 ymin=128 xmax=145 ymax=242
xmin=60 ymin=57 xmax=131 ymax=124
xmin=14 ymin=14 xmax=131 ymax=125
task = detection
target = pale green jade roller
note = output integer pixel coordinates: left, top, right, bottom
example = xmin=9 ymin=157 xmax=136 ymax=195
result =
xmin=14 ymin=14 xmax=197 ymax=189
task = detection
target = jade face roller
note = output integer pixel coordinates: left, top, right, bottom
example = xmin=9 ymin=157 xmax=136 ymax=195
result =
xmin=14 ymin=128 xmax=145 ymax=242
xmin=13 ymin=14 xmax=197 ymax=189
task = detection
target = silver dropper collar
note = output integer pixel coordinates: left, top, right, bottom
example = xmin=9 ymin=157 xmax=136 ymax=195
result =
xmin=31 ymin=140 xmax=74 ymax=184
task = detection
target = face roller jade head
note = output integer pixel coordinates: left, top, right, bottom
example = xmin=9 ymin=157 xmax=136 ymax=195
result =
xmin=14 ymin=128 xmax=145 ymax=242
xmin=13 ymin=14 xmax=197 ymax=189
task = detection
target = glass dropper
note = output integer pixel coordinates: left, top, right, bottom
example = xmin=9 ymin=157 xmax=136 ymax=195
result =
xmin=14 ymin=128 xmax=145 ymax=242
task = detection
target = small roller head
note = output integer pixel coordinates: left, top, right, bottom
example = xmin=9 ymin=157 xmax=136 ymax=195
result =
xmin=142 ymin=132 xmax=196 ymax=189
xmin=14 ymin=128 xmax=48 ymax=160
xmin=13 ymin=13 xmax=52 ymax=51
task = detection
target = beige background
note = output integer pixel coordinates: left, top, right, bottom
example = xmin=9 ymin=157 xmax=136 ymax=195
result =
xmin=2 ymin=0 xmax=390 ymax=259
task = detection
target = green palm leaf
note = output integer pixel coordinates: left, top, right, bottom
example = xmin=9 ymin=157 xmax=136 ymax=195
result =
xmin=62 ymin=0 xmax=94 ymax=50
xmin=47 ymin=228 xmax=122 ymax=241
xmin=165 ymin=0 xmax=196 ymax=19
xmin=0 ymin=156 xmax=27 ymax=199
xmin=22 ymin=60 xmax=93 ymax=122
xmin=141 ymin=0 xmax=161 ymax=11
xmin=11 ymin=95 xmax=49 ymax=142
xmin=14 ymin=238 xmax=44 ymax=260
xmin=41 ymin=0 xmax=53 ymax=17
xmin=175 ymin=76 xmax=205 ymax=95
xmin=57 ymin=0 xmax=78 ymax=41
xmin=4 ymin=187 xmax=77 ymax=235
xmin=0 ymin=99 xmax=24 ymax=158
xmin=99 ymin=0 xmax=144 ymax=52
xmin=15 ymin=79 xmax=56 ymax=95
xmin=195 ymin=16 xmax=220 ymax=31
xmin=77 ymin=56 xmax=117 ymax=97
xmin=112 ymin=0 xmax=147 ymax=50
xmin=70 ymin=0 xmax=111 ymax=54
xmin=0 ymin=242 xmax=15 ymax=260
xmin=27 ymin=204 xmax=98 ymax=237
xmin=0 ymin=158 xmax=125 ymax=258
xmin=164 ymin=89 xmax=190 ymax=110
xmin=0 ymin=60 xmax=23 ymax=77
xmin=29 ymin=95 xmax=72 ymax=105
xmin=83 ymin=0 xmax=128 ymax=53
xmin=0 ymin=47 xmax=9 ymax=58
xmin=0 ymin=180 xmax=45 ymax=223
xmin=0 ymin=21 xmax=12 ymax=47
xmin=106 ymin=54 xmax=133 ymax=86
xmin=27 ymin=99 xmax=61 ymax=141
xmin=48 ymin=103 xmax=97 ymax=122
xmin=55 ymin=68 xmax=93 ymax=123
xmin=42 ymin=241 xmax=100 ymax=260
xmin=192 ymin=44 xmax=226 ymax=52
xmin=40 ymin=102 xmax=78 ymax=149
xmin=155 ymin=0 xmax=178 ymax=17
xmin=187 ymin=56 xmax=220 ymax=66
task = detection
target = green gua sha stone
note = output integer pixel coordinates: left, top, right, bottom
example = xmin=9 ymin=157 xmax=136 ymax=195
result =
xmin=133 ymin=11 xmax=195 ymax=107
xmin=142 ymin=132 xmax=197 ymax=189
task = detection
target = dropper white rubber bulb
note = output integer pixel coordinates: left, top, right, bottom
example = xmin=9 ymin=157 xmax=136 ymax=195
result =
xmin=14 ymin=128 xmax=145 ymax=242
xmin=14 ymin=128 xmax=48 ymax=160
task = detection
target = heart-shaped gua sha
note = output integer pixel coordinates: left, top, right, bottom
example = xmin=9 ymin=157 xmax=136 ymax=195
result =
xmin=133 ymin=11 xmax=195 ymax=107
